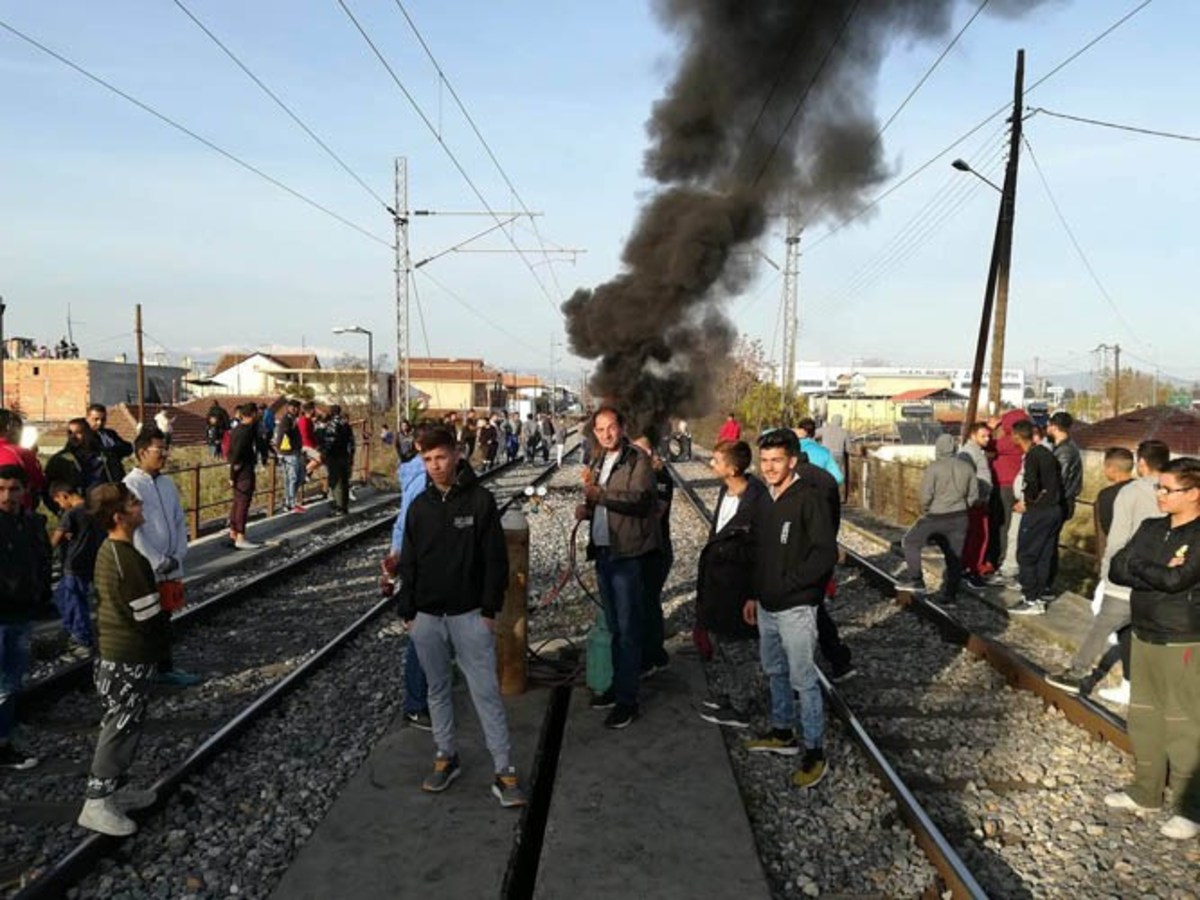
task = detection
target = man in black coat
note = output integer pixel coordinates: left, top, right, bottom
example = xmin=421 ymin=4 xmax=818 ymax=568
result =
xmin=86 ymin=404 xmax=133 ymax=484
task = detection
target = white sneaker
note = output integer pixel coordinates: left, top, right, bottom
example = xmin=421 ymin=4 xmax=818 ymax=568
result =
xmin=112 ymin=787 xmax=157 ymax=811
xmin=77 ymin=796 xmax=138 ymax=836
xmin=234 ymin=538 xmax=263 ymax=550
xmin=1097 ymin=680 xmax=1131 ymax=705
xmin=1103 ymin=791 xmax=1154 ymax=813
xmin=1161 ymin=815 xmax=1200 ymax=840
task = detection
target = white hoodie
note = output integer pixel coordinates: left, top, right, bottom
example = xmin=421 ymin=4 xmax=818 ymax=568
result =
xmin=124 ymin=467 xmax=189 ymax=581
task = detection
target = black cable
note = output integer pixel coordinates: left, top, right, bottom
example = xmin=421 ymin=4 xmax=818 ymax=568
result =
xmin=172 ymin=0 xmax=392 ymax=209
xmin=1028 ymin=107 xmax=1200 ymax=143
xmin=0 ymin=18 xmax=393 ymax=249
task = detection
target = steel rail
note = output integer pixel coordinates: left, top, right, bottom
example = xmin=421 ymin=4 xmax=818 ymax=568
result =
xmin=13 ymin=441 xmax=582 ymax=899
xmin=663 ymin=460 xmax=987 ymax=900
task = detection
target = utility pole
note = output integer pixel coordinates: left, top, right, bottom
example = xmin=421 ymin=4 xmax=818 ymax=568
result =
xmin=135 ymin=303 xmax=146 ymax=424
xmin=779 ymin=214 xmax=802 ymax=420
xmin=962 ymin=48 xmax=1025 ymax=433
xmin=0 ymin=295 xmax=6 ymax=408
xmin=987 ymin=49 xmax=1025 ymax=413
xmin=1113 ymin=342 xmax=1121 ymax=415
xmin=390 ymin=157 xmax=410 ymax=433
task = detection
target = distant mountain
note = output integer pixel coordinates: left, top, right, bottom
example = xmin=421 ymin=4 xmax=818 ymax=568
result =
xmin=1041 ymin=371 xmax=1195 ymax=392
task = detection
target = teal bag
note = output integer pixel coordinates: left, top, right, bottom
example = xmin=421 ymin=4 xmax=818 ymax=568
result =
xmin=586 ymin=606 xmax=613 ymax=694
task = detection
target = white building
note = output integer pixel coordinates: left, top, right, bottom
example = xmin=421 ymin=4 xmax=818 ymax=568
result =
xmin=795 ymin=362 xmax=1026 ymax=411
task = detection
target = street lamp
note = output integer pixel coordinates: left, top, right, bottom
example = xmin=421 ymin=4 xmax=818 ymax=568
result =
xmin=951 ymin=158 xmax=1001 ymax=194
xmin=332 ymin=326 xmax=373 ymax=414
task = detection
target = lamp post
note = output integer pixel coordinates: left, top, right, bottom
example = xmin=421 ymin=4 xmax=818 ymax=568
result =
xmin=332 ymin=326 xmax=373 ymax=415
xmin=951 ymin=159 xmax=1002 ymax=194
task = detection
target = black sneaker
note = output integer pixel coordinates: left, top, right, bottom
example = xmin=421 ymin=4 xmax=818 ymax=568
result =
xmin=1045 ymin=668 xmax=1088 ymax=695
xmin=604 ymin=704 xmax=638 ymax=730
xmin=589 ymin=690 xmax=616 ymax=710
xmin=697 ymin=704 xmax=750 ymax=728
xmin=0 ymin=744 xmax=38 ymax=771
xmin=403 ymin=710 xmax=433 ymax=731
xmin=830 ymin=664 xmax=858 ymax=684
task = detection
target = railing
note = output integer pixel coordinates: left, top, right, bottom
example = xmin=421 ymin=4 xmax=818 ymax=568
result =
xmin=165 ymin=420 xmax=376 ymax=540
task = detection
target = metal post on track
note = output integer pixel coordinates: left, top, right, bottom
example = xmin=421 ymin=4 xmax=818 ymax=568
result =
xmin=189 ymin=464 xmax=201 ymax=541
xmin=497 ymin=507 xmax=529 ymax=695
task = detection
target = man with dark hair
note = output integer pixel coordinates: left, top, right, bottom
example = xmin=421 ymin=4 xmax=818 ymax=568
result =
xmin=274 ymin=399 xmax=305 ymax=513
xmin=86 ymin=403 xmax=133 ymax=484
xmin=228 ymin=405 xmax=263 ymax=550
xmin=0 ymin=464 xmax=51 ymax=770
xmin=744 ymin=428 xmax=838 ymax=789
xmin=896 ymin=434 xmax=978 ymax=602
xmin=44 ymin=418 xmax=103 ymax=514
xmin=322 ymin=404 xmax=355 ymax=517
xmin=576 ymin=406 xmax=658 ymax=729
xmin=0 ymin=409 xmax=45 ymax=511
xmin=396 ymin=426 xmax=527 ymax=807
xmin=1045 ymin=411 xmax=1083 ymax=599
xmin=959 ymin=421 xmax=995 ymax=588
xmin=1009 ymin=419 xmax=1064 ymax=616
xmin=1047 ymin=441 xmax=1167 ymax=699
xmin=794 ymin=418 xmax=843 ymax=486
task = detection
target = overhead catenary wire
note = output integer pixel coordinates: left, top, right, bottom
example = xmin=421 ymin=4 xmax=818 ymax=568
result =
xmin=1027 ymin=107 xmax=1200 ymax=144
xmin=1020 ymin=133 xmax=1144 ymax=347
xmin=0 ymin=19 xmax=393 ymax=249
xmin=391 ymin=0 xmax=569 ymax=307
xmin=172 ymin=0 xmax=391 ymax=210
xmin=336 ymin=0 xmax=563 ymax=319
xmin=804 ymin=0 xmax=1157 ymax=254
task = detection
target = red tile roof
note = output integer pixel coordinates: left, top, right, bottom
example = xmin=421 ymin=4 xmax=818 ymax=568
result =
xmin=1074 ymin=406 xmax=1200 ymax=455
xmin=890 ymin=387 xmax=967 ymax=402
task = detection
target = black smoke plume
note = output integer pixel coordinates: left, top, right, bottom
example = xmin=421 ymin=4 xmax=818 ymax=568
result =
xmin=563 ymin=0 xmax=1054 ymax=436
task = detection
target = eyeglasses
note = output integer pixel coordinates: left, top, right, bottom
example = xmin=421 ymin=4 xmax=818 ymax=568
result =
xmin=1155 ymin=484 xmax=1194 ymax=495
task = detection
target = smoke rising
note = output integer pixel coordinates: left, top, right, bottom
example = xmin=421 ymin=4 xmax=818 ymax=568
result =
xmin=564 ymin=0 xmax=1053 ymax=435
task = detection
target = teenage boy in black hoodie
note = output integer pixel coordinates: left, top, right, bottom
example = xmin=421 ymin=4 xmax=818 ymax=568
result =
xmin=396 ymin=427 xmax=527 ymax=808
xmin=744 ymin=429 xmax=838 ymax=789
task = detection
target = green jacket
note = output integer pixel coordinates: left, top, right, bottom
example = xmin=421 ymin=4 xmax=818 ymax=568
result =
xmin=94 ymin=538 xmax=170 ymax=664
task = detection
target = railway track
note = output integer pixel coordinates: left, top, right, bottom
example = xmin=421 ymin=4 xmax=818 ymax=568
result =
xmin=3 ymin=447 xmax=578 ymax=899
xmin=665 ymin=460 xmax=1199 ymax=898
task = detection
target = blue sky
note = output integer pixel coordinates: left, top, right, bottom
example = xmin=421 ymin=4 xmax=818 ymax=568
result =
xmin=1 ymin=0 xmax=1196 ymax=390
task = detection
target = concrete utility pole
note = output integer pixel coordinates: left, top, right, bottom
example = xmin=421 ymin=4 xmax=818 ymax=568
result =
xmin=135 ymin=303 xmax=146 ymax=425
xmin=779 ymin=214 xmax=802 ymax=418
xmin=961 ymin=49 xmax=1025 ymax=433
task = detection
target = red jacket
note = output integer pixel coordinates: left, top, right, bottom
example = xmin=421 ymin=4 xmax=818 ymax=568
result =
xmin=717 ymin=419 xmax=742 ymax=443
xmin=991 ymin=409 xmax=1030 ymax=489
xmin=0 ymin=439 xmax=46 ymax=510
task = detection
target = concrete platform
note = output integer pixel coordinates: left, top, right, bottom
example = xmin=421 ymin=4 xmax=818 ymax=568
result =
xmin=270 ymin=685 xmax=547 ymax=900
xmin=534 ymin=655 xmax=771 ymax=900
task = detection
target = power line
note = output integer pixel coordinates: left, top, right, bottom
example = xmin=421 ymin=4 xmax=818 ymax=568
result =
xmin=0 ymin=18 xmax=393 ymax=249
xmin=751 ymin=0 xmax=862 ymax=191
xmin=336 ymin=0 xmax=563 ymax=318
xmin=391 ymin=0 xmax=568 ymax=306
xmin=1021 ymin=133 xmax=1143 ymax=346
xmin=172 ymin=0 xmax=391 ymax=209
xmin=1028 ymin=106 xmax=1200 ymax=143
xmin=804 ymin=0 xmax=1156 ymax=253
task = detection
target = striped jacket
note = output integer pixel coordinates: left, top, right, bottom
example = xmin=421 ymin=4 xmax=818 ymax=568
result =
xmin=94 ymin=538 xmax=170 ymax=664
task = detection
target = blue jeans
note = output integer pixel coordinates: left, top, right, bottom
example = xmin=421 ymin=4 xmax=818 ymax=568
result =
xmin=0 ymin=623 xmax=32 ymax=743
xmin=281 ymin=455 xmax=304 ymax=508
xmin=758 ymin=605 xmax=823 ymax=750
xmin=594 ymin=549 xmax=644 ymax=708
xmin=640 ymin=549 xmax=672 ymax=669
xmin=403 ymin=638 xmax=428 ymax=715
xmin=53 ymin=575 xmax=95 ymax=648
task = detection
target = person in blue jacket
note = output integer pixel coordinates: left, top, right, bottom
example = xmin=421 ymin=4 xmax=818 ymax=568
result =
xmin=382 ymin=423 xmax=432 ymax=730
xmin=794 ymin=418 xmax=844 ymax=486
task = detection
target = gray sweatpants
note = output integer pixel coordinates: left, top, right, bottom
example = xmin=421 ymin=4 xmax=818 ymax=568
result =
xmin=87 ymin=659 xmax=155 ymax=799
xmin=409 ymin=610 xmax=511 ymax=772
xmin=1071 ymin=589 xmax=1131 ymax=673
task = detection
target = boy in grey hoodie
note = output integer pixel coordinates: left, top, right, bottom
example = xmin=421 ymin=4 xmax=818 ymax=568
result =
xmin=897 ymin=434 xmax=978 ymax=600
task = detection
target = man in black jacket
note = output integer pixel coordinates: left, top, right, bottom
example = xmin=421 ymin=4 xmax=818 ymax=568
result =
xmin=1009 ymin=419 xmax=1064 ymax=616
xmin=86 ymin=404 xmax=133 ymax=484
xmin=396 ymin=427 xmax=527 ymax=807
xmin=744 ymin=429 xmax=838 ymax=789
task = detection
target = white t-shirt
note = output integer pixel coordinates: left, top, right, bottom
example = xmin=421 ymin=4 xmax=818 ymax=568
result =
xmin=591 ymin=450 xmax=621 ymax=547
xmin=715 ymin=492 xmax=740 ymax=533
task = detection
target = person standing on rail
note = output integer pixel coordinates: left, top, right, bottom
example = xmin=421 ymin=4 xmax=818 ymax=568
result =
xmin=576 ymin=406 xmax=658 ymax=730
xmin=77 ymin=482 xmax=168 ymax=836
xmin=125 ymin=428 xmax=202 ymax=686
xmin=381 ymin=423 xmax=432 ymax=731
xmin=1105 ymin=457 xmax=1200 ymax=841
xmin=695 ymin=440 xmax=767 ymax=729
xmin=632 ymin=434 xmax=672 ymax=679
xmin=395 ymin=426 xmax=528 ymax=807
xmin=0 ymin=465 xmax=51 ymax=771
xmin=1008 ymin=420 xmax=1065 ymax=616
xmin=895 ymin=434 xmax=977 ymax=602
xmin=228 ymin=404 xmax=263 ymax=551
xmin=743 ymin=428 xmax=838 ymax=789
xmin=1047 ymin=441 xmax=1167 ymax=700
xmin=274 ymin=399 xmax=305 ymax=514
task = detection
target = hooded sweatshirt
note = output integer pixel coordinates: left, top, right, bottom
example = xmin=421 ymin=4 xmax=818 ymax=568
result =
xmin=920 ymin=434 xmax=978 ymax=515
xmin=991 ymin=409 xmax=1030 ymax=489
xmin=753 ymin=476 xmax=838 ymax=611
xmin=957 ymin=440 xmax=992 ymax=503
xmin=816 ymin=415 xmax=849 ymax=456
xmin=125 ymin=467 xmax=189 ymax=581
